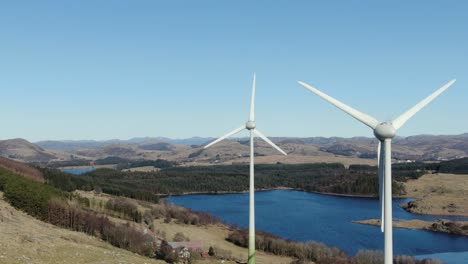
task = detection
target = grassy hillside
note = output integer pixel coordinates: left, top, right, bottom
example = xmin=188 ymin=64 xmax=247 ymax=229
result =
xmin=0 ymin=192 xmax=165 ymax=264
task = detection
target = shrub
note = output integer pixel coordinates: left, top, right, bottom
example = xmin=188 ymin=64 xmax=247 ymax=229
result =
xmin=173 ymin=232 xmax=189 ymax=242
xmin=208 ymin=246 xmax=215 ymax=256
xmin=226 ymin=229 xmax=348 ymax=262
xmin=353 ymin=250 xmax=383 ymax=264
xmin=157 ymin=240 xmax=179 ymax=263
xmin=105 ymin=197 xmax=142 ymax=222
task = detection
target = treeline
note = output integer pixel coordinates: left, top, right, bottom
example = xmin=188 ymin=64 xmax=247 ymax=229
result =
xmin=45 ymin=159 xmax=91 ymax=168
xmin=227 ymin=229 xmax=442 ymax=264
xmin=437 ymin=157 xmax=468 ymax=174
xmin=40 ymin=167 xmax=160 ymax=202
xmin=116 ymin=159 xmax=174 ymax=170
xmin=45 ymin=156 xmax=175 ymax=169
xmin=150 ymin=201 xmax=220 ymax=226
xmin=384 ymin=158 xmax=468 ymax=175
xmin=94 ymin=156 xmax=174 ymax=168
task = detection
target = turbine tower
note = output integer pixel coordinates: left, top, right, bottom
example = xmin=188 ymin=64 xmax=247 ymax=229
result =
xmin=204 ymin=74 xmax=287 ymax=264
xmin=298 ymin=79 xmax=456 ymax=264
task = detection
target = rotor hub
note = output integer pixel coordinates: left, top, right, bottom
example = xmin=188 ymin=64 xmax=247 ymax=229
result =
xmin=373 ymin=122 xmax=396 ymax=140
xmin=246 ymin=121 xmax=256 ymax=130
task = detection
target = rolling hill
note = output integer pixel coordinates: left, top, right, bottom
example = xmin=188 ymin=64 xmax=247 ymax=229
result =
xmin=0 ymin=139 xmax=59 ymax=162
xmin=1 ymin=134 xmax=467 ymax=165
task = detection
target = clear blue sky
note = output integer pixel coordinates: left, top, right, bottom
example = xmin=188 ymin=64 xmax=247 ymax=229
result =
xmin=0 ymin=1 xmax=467 ymax=141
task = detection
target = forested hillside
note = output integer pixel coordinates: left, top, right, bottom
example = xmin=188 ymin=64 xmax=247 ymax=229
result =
xmin=41 ymin=158 xmax=468 ymax=200
xmin=41 ymin=162 xmax=427 ymax=197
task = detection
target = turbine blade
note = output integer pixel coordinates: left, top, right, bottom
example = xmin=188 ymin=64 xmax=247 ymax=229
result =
xmin=298 ymin=81 xmax=379 ymax=129
xmin=204 ymin=125 xmax=246 ymax=149
xmin=378 ymin=141 xmax=385 ymax=232
xmin=254 ymin=129 xmax=287 ymax=155
xmin=392 ymin=79 xmax=456 ymax=130
xmin=249 ymin=73 xmax=256 ymax=121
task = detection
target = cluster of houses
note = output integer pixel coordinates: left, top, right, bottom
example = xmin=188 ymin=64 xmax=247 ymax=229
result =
xmin=142 ymin=228 xmax=210 ymax=262
xmin=167 ymin=241 xmax=209 ymax=259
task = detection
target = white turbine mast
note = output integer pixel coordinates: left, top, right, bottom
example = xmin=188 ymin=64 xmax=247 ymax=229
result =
xmin=298 ymin=79 xmax=456 ymax=264
xmin=204 ymin=73 xmax=287 ymax=264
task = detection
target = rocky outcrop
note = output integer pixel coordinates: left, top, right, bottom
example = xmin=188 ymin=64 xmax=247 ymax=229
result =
xmin=427 ymin=220 xmax=468 ymax=236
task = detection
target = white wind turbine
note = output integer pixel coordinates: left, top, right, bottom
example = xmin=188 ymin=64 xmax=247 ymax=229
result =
xmin=298 ymin=79 xmax=456 ymax=264
xmin=204 ymin=74 xmax=287 ymax=264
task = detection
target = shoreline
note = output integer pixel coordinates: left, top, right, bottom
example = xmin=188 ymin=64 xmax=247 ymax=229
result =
xmin=158 ymin=187 xmax=295 ymax=197
xmin=160 ymin=186 xmax=405 ymax=199
xmin=162 ymin=187 xmax=468 ymax=218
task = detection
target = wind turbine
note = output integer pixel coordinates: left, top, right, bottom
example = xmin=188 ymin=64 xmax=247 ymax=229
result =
xmin=204 ymin=74 xmax=287 ymax=264
xmin=298 ymin=79 xmax=456 ymax=264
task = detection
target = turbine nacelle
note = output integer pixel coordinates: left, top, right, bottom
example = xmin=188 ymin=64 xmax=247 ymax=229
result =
xmin=374 ymin=122 xmax=396 ymax=140
xmin=246 ymin=121 xmax=256 ymax=130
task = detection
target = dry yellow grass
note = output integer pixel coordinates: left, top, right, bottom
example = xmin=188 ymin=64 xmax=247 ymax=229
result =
xmin=182 ymin=154 xmax=376 ymax=168
xmin=403 ymin=173 xmax=468 ymax=216
xmin=144 ymin=140 xmax=378 ymax=168
xmin=0 ymin=192 xmax=164 ymax=264
xmin=354 ymin=219 xmax=432 ymax=229
xmin=122 ymin=166 xmax=161 ymax=173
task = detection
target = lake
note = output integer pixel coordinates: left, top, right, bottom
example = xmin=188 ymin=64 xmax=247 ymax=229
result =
xmin=61 ymin=167 xmax=96 ymax=175
xmin=166 ymin=190 xmax=468 ymax=258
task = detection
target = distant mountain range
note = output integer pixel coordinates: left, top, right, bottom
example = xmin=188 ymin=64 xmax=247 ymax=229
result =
xmin=1 ymin=133 xmax=467 ymax=165
xmin=35 ymin=137 xmax=214 ymax=152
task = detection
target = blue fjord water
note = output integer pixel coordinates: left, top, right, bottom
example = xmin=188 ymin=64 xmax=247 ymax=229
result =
xmin=166 ymin=190 xmax=468 ymax=258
